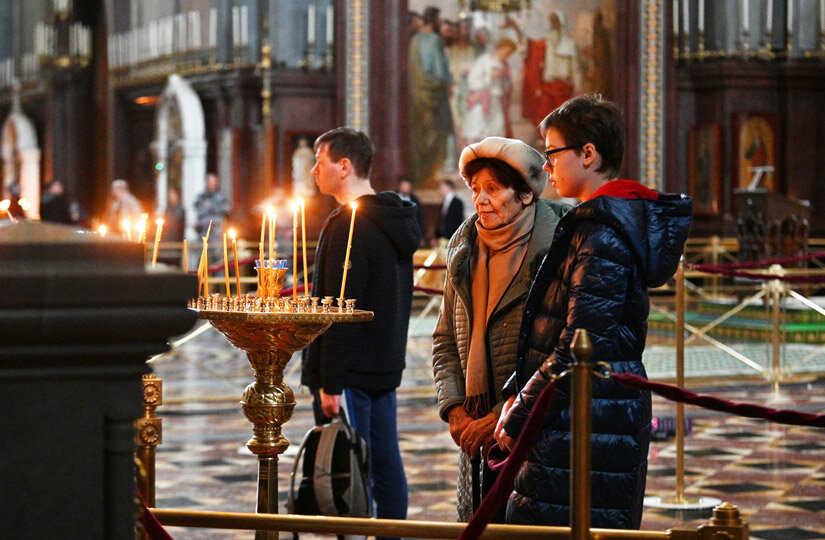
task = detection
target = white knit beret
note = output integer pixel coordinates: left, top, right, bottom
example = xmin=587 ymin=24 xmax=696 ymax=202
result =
xmin=458 ymin=136 xmax=547 ymax=197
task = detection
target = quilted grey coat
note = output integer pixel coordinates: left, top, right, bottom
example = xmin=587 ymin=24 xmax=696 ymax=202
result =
xmin=432 ymin=198 xmax=569 ymax=422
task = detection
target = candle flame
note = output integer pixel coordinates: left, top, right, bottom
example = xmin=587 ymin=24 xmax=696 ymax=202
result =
xmin=156 ymin=218 xmax=164 ymax=226
xmin=350 ymin=202 xmax=359 ymax=210
xmin=290 ymin=201 xmax=299 ymax=213
xmin=121 ymin=219 xmax=131 ymax=232
xmin=298 ymin=197 xmax=305 ymax=208
xmin=228 ymin=228 xmax=237 ymax=241
xmin=135 ymin=220 xmax=146 ymax=233
xmin=267 ymin=205 xmax=274 ymax=217
xmin=18 ymin=198 xmax=30 ymax=211
xmin=140 ymin=213 xmax=149 ymax=221
xmin=0 ymin=199 xmax=8 ymax=211
xmin=98 ymin=224 xmax=107 ymax=237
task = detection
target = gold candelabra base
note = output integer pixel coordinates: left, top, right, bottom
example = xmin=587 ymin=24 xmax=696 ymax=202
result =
xmin=194 ymin=307 xmax=372 ymax=537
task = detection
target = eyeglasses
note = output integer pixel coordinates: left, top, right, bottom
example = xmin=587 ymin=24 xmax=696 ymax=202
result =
xmin=544 ymin=145 xmax=581 ymax=162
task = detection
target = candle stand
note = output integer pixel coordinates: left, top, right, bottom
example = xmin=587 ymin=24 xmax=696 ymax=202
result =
xmin=193 ymin=304 xmax=372 ymax=538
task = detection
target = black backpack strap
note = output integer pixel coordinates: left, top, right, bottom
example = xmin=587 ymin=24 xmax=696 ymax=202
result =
xmin=287 ymin=425 xmax=319 ymax=514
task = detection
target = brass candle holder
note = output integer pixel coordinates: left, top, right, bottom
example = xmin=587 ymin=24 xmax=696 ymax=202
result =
xmin=193 ymin=306 xmax=372 ymax=538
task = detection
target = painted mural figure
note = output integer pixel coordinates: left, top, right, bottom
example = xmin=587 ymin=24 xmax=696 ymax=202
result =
xmin=518 ymin=10 xmax=582 ymax=127
xmin=462 ymin=38 xmax=518 ymax=144
xmin=408 ymin=6 xmax=454 ymax=187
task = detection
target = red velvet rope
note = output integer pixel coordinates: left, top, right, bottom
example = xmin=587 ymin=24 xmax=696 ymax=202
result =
xmin=458 ymin=371 xmax=825 ymax=540
xmin=457 ymin=379 xmax=557 ymax=540
xmin=612 ymin=372 xmax=825 ymax=427
xmin=137 ymin=490 xmax=174 ymax=540
xmin=684 ymin=250 xmax=825 ymax=283
xmin=413 ymin=263 xmax=447 ymax=270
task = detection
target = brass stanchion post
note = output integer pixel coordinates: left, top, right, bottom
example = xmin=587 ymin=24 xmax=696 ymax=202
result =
xmin=766 ymin=264 xmax=788 ymax=401
xmin=135 ymin=374 xmax=163 ymax=506
xmin=570 ymin=329 xmax=592 ymax=540
xmin=645 ymin=259 xmax=721 ymax=511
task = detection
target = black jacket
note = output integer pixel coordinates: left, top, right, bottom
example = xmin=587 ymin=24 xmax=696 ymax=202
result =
xmin=502 ymin=191 xmax=692 ymax=528
xmin=301 ymin=191 xmax=422 ymax=394
xmin=436 ymin=195 xmax=465 ymax=240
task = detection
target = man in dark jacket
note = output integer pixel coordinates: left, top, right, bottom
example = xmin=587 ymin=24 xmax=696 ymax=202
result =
xmin=301 ymin=127 xmax=422 ymax=537
xmin=434 ymin=178 xmax=465 ymax=241
xmin=494 ymin=94 xmax=692 ymax=528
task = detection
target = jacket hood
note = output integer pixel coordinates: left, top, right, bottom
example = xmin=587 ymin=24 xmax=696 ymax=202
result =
xmin=574 ymin=193 xmax=692 ymax=288
xmin=349 ymin=191 xmax=422 ymax=257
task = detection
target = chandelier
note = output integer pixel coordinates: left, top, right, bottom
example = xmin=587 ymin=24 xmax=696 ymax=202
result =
xmin=459 ymin=0 xmax=532 ymax=12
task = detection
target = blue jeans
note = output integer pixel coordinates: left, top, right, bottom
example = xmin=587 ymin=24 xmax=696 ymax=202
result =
xmin=344 ymin=387 xmax=408 ymax=539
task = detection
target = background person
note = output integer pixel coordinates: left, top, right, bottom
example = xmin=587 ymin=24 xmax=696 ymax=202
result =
xmin=494 ymin=94 xmax=692 ymax=528
xmin=433 ymin=178 xmax=464 ymax=244
xmin=107 ymin=179 xmax=143 ymax=232
xmin=301 ymin=127 xmax=422 ymax=538
xmin=432 ymin=136 xmax=568 ymax=521
xmin=194 ymin=172 xmax=230 ymax=238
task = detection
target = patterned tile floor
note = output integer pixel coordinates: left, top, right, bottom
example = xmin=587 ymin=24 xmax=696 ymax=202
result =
xmin=147 ymin=318 xmax=825 ymax=539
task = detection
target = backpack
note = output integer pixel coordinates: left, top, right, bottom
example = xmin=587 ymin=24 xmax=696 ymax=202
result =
xmin=287 ymin=410 xmax=371 ymax=518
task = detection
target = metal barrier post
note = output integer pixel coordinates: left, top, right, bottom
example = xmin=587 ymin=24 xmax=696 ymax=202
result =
xmin=135 ymin=374 xmax=163 ymax=506
xmin=570 ymin=329 xmax=593 ymax=540
xmin=674 ymin=259 xmax=686 ymax=503
xmin=766 ymin=264 xmax=788 ymax=396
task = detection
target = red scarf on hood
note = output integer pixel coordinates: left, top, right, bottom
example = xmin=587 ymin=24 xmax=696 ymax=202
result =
xmin=587 ymin=179 xmax=660 ymax=201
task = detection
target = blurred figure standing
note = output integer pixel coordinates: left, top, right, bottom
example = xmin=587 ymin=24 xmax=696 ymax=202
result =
xmin=194 ymin=173 xmax=230 ymax=237
xmin=108 ymin=179 xmax=143 ymax=231
xmin=40 ymin=180 xmax=72 ymax=224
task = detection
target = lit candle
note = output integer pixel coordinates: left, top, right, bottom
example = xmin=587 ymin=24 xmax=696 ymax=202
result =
xmin=291 ymin=201 xmax=299 ymax=301
xmin=183 ymin=239 xmax=188 ymax=272
xmin=122 ymin=219 xmax=131 ymax=241
xmin=0 ymin=199 xmax=16 ymax=222
xmin=339 ymin=202 xmax=358 ymax=300
xmin=223 ymin=232 xmax=231 ymax=297
xmin=308 ymin=4 xmax=316 ymax=43
xmin=326 ymin=5 xmax=333 ymax=44
xmin=698 ymin=0 xmax=704 ymax=32
xmin=230 ymin=228 xmax=241 ymax=299
xmin=98 ymin=224 xmax=107 ymax=237
xmin=152 ymin=218 xmax=164 ymax=267
xmin=299 ymin=197 xmax=308 ymax=296
xmin=767 ymin=0 xmax=773 ymax=33
xmin=135 ymin=219 xmax=146 ymax=247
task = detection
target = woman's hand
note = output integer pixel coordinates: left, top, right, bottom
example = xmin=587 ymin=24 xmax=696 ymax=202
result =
xmin=459 ymin=412 xmax=498 ymax=459
xmin=494 ymin=395 xmax=516 ymax=451
xmin=447 ymin=406 xmax=472 ymax=446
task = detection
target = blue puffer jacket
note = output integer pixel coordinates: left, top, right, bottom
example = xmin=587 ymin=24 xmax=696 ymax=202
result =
xmin=501 ymin=190 xmax=692 ymax=528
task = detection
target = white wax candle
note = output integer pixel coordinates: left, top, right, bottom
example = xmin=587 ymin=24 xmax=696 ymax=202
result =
xmin=308 ymin=5 xmax=316 ymax=43
xmin=767 ymin=0 xmax=773 ymax=33
xmin=223 ymin=232 xmax=231 ymax=296
xmin=327 ymin=5 xmax=333 ymax=44
xmin=743 ymin=0 xmax=749 ymax=33
xmin=698 ymin=0 xmax=705 ymax=31
xmin=788 ymin=0 xmax=793 ymax=33
xmin=209 ymin=8 xmax=217 ymax=48
xmin=682 ymin=0 xmax=689 ymax=34
xmin=673 ymin=0 xmax=679 ymax=35
xmin=820 ymin=0 xmax=824 ymax=31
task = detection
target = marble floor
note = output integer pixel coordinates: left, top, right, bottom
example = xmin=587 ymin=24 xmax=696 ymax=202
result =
xmin=146 ymin=317 xmax=825 ymax=539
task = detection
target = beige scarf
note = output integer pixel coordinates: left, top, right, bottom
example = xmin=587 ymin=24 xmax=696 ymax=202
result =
xmin=464 ymin=203 xmax=536 ymax=419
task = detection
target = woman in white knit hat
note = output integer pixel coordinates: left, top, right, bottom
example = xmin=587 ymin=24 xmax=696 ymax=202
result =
xmin=432 ymin=136 xmax=569 ymax=521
